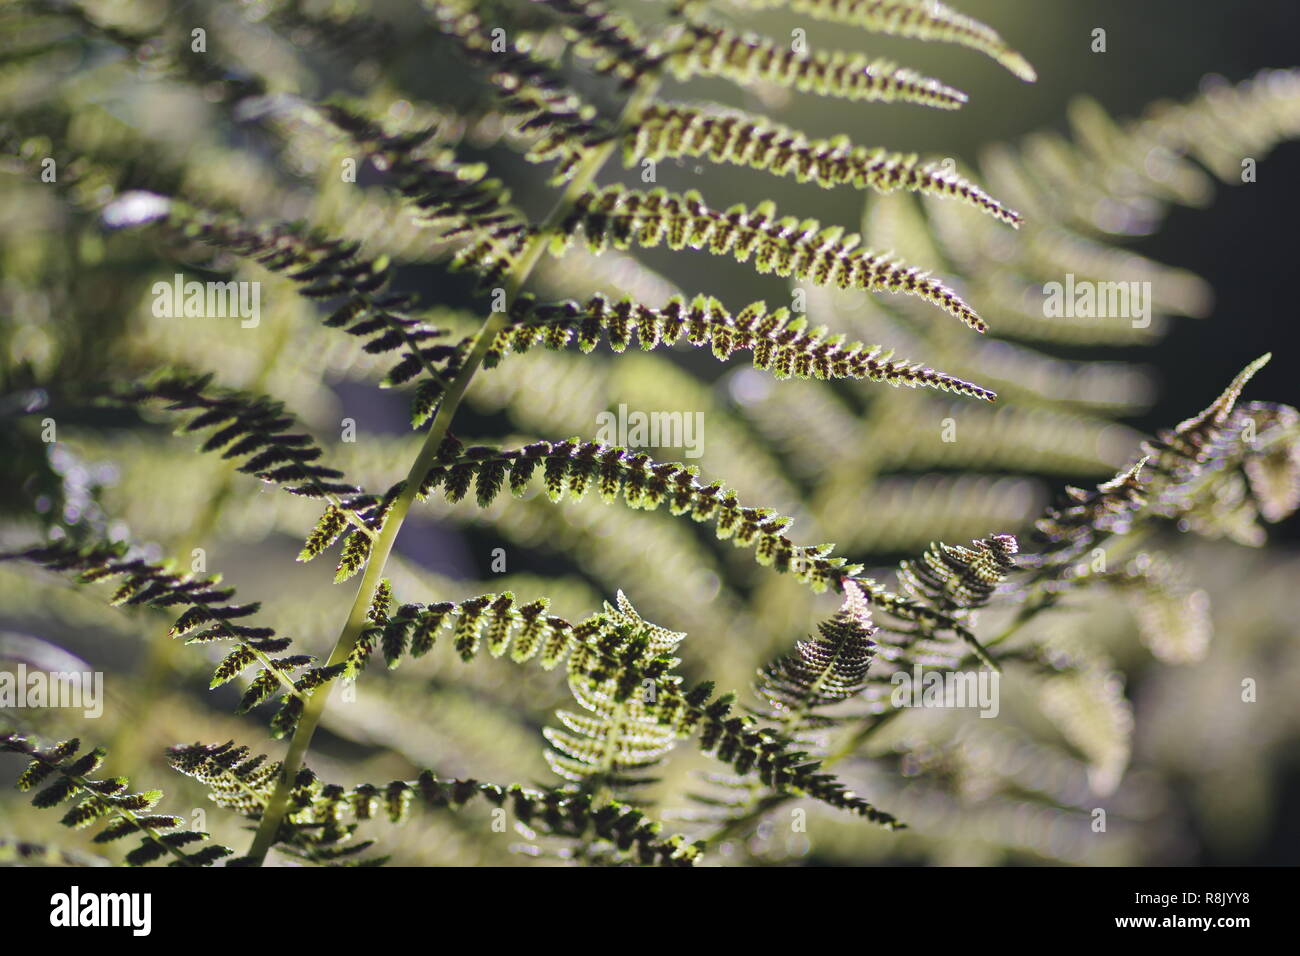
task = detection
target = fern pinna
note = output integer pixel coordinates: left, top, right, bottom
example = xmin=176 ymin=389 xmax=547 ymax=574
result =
xmin=1 ymin=0 xmax=1298 ymax=869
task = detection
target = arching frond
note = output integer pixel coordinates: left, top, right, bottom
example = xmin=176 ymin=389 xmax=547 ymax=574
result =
xmin=415 ymin=437 xmax=863 ymax=590
xmin=2 ymin=541 xmax=325 ymax=737
xmin=560 ymin=186 xmax=987 ymax=331
xmin=533 ymin=0 xmax=665 ymax=87
xmin=670 ymin=22 xmax=968 ymax=109
xmin=756 ymin=579 xmax=877 ymax=728
xmin=725 ymin=0 xmax=1036 ymax=81
xmin=489 ymin=293 xmax=997 ymax=400
xmin=897 ymin=533 xmax=1020 ymax=614
xmin=102 ymin=194 xmax=468 ymax=408
xmin=627 ymin=103 xmax=1022 ymax=226
xmin=428 ymin=0 xmax=612 ymax=182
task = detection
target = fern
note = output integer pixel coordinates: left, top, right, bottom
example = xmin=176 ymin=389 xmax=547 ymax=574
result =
xmin=724 ymin=0 xmax=1036 ymax=81
xmin=1 ymin=733 xmax=232 ymax=867
xmin=627 ymin=103 xmax=1023 ymax=225
xmin=755 ymin=579 xmax=878 ymax=729
xmin=560 ymin=185 xmax=987 ymax=330
xmin=670 ymin=22 xmax=969 ymax=108
xmin=488 ymin=292 xmax=996 ymax=398
xmin=3 ymin=0 xmax=1299 ymax=872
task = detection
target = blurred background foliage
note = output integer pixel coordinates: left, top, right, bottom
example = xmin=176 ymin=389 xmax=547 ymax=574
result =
xmin=1 ymin=0 xmax=1298 ymax=865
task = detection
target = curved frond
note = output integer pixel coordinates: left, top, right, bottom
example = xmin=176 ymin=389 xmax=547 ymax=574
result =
xmin=627 ymin=103 xmax=1022 ymax=226
xmin=489 ymin=292 xmax=996 ymax=400
xmin=416 ymin=436 xmax=863 ymax=590
xmin=737 ymin=0 xmax=1034 ymax=80
xmin=560 ymin=186 xmax=987 ymax=331
xmin=756 ymin=579 xmax=877 ymax=727
xmin=2 ymin=540 xmax=326 ymax=737
xmin=670 ymin=22 xmax=968 ymax=109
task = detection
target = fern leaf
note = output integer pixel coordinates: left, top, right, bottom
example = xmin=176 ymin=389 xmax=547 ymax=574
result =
xmin=531 ymin=0 xmax=665 ymax=87
xmin=168 ymin=741 xmax=703 ymax=866
xmin=490 ymin=292 xmax=995 ymax=400
xmin=103 ymin=195 xmax=467 ymax=403
xmin=561 ymin=186 xmax=987 ymax=331
xmin=428 ymin=1 xmax=612 ymax=183
xmin=670 ymin=22 xmax=968 ymax=109
xmin=727 ymin=0 xmax=1036 ymax=81
xmin=418 ymin=439 xmax=863 ymax=591
xmin=896 ymin=533 xmax=1020 ymax=614
xmin=756 ymin=579 xmax=877 ymax=728
xmin=2 ymin=733 xmax=231 ymax=867
xmin=3 ymin=540 xmax=317 ymax=736
xmin=627 ymin=103 xmax=1022 ymax=226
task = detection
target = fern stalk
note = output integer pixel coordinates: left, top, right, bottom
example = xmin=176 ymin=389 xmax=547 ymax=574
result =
xmin=245 ymin=73 xmax=670 ymax=866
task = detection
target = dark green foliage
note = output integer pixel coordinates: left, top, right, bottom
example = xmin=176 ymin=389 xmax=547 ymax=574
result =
xmin=1 ymin=540 xmax=328 ymax=737
xmin=1 ymin=733 xmax=231 ymax=867
xmin=487 ymin=292 xmax=997 ymax=399
xmin=167 ymin=739 xmax=702 ymax=866
xmin=559 ymin=185 xmax=988 ymax=331
xmin=416 ymin=437 xmax=863 ymax=590
xmin=4 ymin=0 xmax=1299 ymax=870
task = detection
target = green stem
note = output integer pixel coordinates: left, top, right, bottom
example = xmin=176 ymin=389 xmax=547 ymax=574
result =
xmin=244 ymin=76 xmax=664 ymax=866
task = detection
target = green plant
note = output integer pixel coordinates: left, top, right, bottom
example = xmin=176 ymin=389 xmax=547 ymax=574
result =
xmin=1 ymin=0 xmax=1298 ymax=867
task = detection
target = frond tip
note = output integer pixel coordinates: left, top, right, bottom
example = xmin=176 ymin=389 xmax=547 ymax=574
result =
xmin=757 ymin=579 xmax=877 ymax=725
xmin=898 ymin=533 xmax=1020 ymax=613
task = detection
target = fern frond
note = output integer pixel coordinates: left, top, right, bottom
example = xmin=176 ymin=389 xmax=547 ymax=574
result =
xmin=103 ymin=194 xmax=467 ymax=405
xmin=360 ymin=588 xmax=896 ymax=823
xmin=532 ymin=0 xmax=665 ymax=87
xmin=670 ymin=22 xmax=967 ymax=109
xmin=686 ymin=692 xmax=901 ymax=825
xmin=756 ymin=579 xmax=877 ymax=728
xmin=315 ymin=100 xmax=530 ymax=283
xmin=545 ymin=671 xmax=680 ymax=792
xmin=428 ymin=0 xmax=612 ymax=183
xmin=726 ymin=0 xmax=1036 ymax=81
xmin=1143 ymin=353 xmax=1271 ymax=484
xmin=627 ymin=103 xmax=1021 ymax=226
xmin=897 ymin=533 xmax=1020 ymax=614
xmin=1028 ymin=459 xmax=1148 ymax=574
xmin=416 ymin=437 xmax=862 ymax=590
xmin=2 ymin=540 xmax=325 ymax=736
xmin=116 ymin=373 xmax=377 ymax=520
xmin=560 ymin=186 xmax=987 ymax=331
xmin=489 ymin=293 xmax=996 ymax=400
xmin=167 ymin=741 xmax=703 ymax=866
xmin=1 ymin=733 xmax=232 ymax=867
